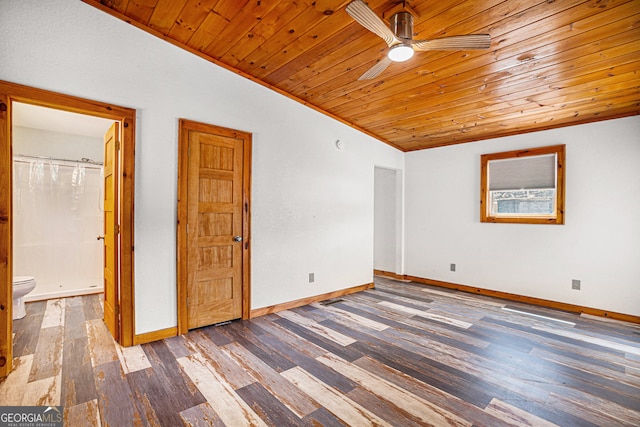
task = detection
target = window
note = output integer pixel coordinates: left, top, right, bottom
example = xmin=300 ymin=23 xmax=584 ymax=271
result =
xmin=481 ymin=145 xmax=565 ymax=224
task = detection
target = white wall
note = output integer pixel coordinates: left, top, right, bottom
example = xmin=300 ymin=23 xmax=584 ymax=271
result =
xmin=0 ymin=0 xmax=404 ymax=333
xmin=13 ymin=126 xmax=104 ymax=161
xmin=405 ymin=116 xmax=640 ymax=317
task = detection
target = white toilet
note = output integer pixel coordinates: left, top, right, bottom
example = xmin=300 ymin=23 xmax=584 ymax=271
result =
xmin=13 ymin=276 xmax=36 ymax=320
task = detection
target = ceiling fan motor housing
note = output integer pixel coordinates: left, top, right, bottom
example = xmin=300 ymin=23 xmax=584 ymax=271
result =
xmin=390 ymin=12 xmax=413 ymax=40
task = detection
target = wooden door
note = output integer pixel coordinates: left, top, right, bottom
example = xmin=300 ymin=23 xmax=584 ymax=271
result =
xmin=103 ymin=122 xmax=119 ymax=340
xmin=186 ymin=126 xmax=245 ymax=329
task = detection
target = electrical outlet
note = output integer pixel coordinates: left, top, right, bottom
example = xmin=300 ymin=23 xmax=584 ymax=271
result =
xmin=450 ymin=263 xmax=456 ymax=272
xmin=309 ymin=273 xmax=315 ymax=283
xmin=572 ymin=279 xmax=581 ymax=290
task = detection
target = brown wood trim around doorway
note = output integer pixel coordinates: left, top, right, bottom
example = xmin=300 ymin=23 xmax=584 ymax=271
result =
xmin=0 ymin=80 xmax=136 ymax=377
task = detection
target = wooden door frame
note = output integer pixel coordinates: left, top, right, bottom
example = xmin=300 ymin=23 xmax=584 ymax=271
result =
xmin=0 ymin=80 xmax=136 ymax=377
xmin=176 ymin=119 xmax=252 ymax=335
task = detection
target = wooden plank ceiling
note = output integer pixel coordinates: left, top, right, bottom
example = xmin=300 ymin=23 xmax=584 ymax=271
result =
xmin=84 ymin=0 xmax=640 ymax=151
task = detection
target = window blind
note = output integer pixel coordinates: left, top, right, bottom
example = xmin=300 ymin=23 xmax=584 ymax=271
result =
xmin=488 ymin=154 xmax=556 ymax=191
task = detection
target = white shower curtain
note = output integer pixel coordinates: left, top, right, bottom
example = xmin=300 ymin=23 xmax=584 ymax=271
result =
xmin=13 ymin=157 xmax=104 ymax=300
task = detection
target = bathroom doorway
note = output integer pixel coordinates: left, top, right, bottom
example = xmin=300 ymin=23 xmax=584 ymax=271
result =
xmin=11 ymin=102 xmax=115 ymax=360
xmin=12 ymin=102 xmax=112 ymax=301
xmin=0 ymin=80 xmax=137 ymax=377
xmin=374 ymin=166 xmax=404 ymax=277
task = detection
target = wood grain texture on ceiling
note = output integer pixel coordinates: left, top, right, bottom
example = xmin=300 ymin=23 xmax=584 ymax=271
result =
xmin=83 ymin=0 xmax=640 ymax=151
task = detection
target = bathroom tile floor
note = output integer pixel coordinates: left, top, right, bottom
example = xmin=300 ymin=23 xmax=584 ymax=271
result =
xmin=1 ymin=278 xmax=640 ymax=425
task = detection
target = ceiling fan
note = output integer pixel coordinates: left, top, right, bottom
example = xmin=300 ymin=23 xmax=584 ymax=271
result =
xmin=346 ymin=0 xmax=491 ymax=80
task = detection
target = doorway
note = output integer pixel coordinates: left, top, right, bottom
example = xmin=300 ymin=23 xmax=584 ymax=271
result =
xmin=374 ymin=166 xmax=403 ymax=277
xmin=176 ymin=119 xmax=251 ymax=334
xmin=0 ymin=80 xmax=136 ymax=377
xmin=12 ymin=102 xmax=112 ymax=301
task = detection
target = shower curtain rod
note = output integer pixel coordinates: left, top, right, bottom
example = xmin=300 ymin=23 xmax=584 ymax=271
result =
xmin=14 ymin=154 xmax=103 ymax=167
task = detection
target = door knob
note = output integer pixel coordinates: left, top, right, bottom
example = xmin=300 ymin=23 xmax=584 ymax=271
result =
xmin=233 ymin=236 xmax=243 ymax=242
xmin=97 ymin=235 xmax=105 ymax=241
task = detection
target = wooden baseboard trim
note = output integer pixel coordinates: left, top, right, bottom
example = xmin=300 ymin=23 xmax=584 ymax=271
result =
xmin=373 ymin=269 xmax=406 ymax=281
xmin=133 ymin=326 xmax=177 ymax=345
xmin=251 ymin=282 xmax=375 ymax=318
xmin=404 ymin=275 xmax=640 ymax=324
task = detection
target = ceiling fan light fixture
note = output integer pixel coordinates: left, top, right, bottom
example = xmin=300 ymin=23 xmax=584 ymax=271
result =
xmin=388 ymin=44 xmax=414 ymax=62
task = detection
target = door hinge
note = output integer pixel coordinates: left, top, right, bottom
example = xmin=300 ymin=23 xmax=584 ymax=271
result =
xmin=115 ymin=304 xmax=120 ymax=319
xmin=115 ymin=224 xmax=120 ymax=235
xmin=186 ymin=297 xmax=190 ymax=307
xmin=116 ymin=140 xmax=121 ymax=151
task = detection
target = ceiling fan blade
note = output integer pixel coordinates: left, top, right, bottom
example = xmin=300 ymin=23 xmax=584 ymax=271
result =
xmin=413 ymin=34 xmax=491 ymax=51
xmin=346 ymin=0 xmax=398 ymax=47
xmin=357 ymin=57 xmax=392 ymax=80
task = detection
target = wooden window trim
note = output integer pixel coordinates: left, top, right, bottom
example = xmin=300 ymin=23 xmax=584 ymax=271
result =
xmin=480 ymin=144 xmax=565 ymax=224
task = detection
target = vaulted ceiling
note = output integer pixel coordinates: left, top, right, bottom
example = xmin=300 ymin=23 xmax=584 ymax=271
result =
xmin=84 ymin=0 xmax=640 ymax=151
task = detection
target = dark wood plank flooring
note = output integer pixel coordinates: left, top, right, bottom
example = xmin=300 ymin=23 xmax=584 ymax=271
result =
xmin=1 ymin=276 xmax=639 ymax=426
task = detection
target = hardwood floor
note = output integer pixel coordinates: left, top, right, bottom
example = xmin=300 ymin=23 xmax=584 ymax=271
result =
xmin=1 ymin=276 xmax=639 ymax=426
